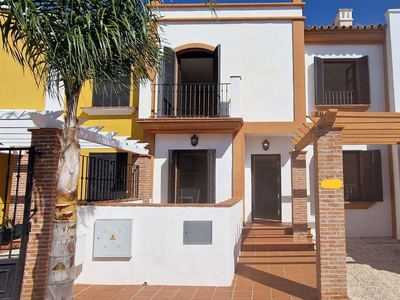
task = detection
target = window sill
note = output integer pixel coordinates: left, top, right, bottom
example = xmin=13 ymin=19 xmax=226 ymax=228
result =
xmin=81 ymin=106 xmax=136 ymax=116
xmin=316 ymin=104 xmax=370 ymax=112
xmin=345 ymin=201 xmax=375 ymax=209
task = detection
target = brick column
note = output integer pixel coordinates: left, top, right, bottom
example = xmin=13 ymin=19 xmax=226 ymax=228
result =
xmin=132 ymin=154 xmax=152 ymax=202
xmin=313 ymin=126 xmax=348 ymax=300
xmin=290 ymin=151 xmax=308 ymax=242
xmin=21 ymin=128 xmax=61 ymax=299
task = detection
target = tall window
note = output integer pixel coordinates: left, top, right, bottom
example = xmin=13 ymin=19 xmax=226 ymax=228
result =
xmin=314 ymin=56 xmax=370 ymax=106
xmin=343 ymin=150 xmax=383 ymax=202
xmin=168 ymin=149 xmax=216 ymax=204
xmin=92 ymin=69 xmax=131 ymax=107
xmin=159 ymin=45 xmax=221 ymax=117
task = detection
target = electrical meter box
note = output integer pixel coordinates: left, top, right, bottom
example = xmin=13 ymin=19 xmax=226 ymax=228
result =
xmin=183 ymin=221 xmax=213 ymax=245
xmin=93 ymin=219 xmax=132 ymax=258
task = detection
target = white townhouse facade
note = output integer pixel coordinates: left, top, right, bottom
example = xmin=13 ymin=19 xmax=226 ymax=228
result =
xmin=73 ymin=2 xmax=400 ymax=295
xmin=137 ymin=3 xmax=400 ymax=240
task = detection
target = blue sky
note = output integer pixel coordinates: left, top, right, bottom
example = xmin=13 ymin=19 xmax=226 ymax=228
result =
xmin=169 ymin=0 xmax=400 ymax=26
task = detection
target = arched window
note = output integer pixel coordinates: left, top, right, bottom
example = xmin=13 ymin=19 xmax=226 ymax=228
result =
xmin=159 ymin=45 xmax=221 ymax=117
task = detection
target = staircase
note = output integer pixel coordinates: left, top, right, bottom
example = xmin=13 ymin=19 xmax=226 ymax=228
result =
xmin=241 ymin=220 xmax=315 ymax=251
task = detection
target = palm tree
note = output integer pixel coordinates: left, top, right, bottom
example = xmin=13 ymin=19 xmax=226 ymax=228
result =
xmin=0 ymin=0 xmax=161 ymax=298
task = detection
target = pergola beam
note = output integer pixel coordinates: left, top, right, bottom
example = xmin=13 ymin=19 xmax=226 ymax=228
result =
xmin=29 ymin=111 xmax=148 ymax=155
xmin=294 ymin=109 xmax=400 ymax=150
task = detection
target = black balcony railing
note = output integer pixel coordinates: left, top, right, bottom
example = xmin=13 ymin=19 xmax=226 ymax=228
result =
xmin=78 ymin=155 xmax=139 ymax=201
xmin=153 ymin=83 xmax=230 ymax=117
xmin=344 ymin=183 xmax=360 ymax=201
xmin=318 ymin=91 xmax=358 ymax=105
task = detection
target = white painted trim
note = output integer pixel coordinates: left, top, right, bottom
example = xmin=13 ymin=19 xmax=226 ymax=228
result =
xmin=81 ymin=106 xmax=136 ymax=116
xmin=0 ymin=110 xmax=148 ymax=154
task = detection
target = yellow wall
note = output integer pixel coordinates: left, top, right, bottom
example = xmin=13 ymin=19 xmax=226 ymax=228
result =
xmin=77 ymin=82 xmax=143 ymax=141
xmin=0 ymin=153 xmax=13 ymax=224
xmin=0 ymin=50 xmax=45 ymax=110
xmin=1 ymin=46 xmax=143 ymax=142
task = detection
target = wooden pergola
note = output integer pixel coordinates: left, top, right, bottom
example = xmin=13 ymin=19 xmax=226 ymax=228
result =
xmin=290 ymin=108 xmax=400 ymax=299
xmin=293 ymin=109 xmax=400 ymax=150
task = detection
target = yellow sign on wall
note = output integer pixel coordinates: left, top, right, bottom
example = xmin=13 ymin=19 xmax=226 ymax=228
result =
xmin=321 ymin=178 xmax=343 ymax=189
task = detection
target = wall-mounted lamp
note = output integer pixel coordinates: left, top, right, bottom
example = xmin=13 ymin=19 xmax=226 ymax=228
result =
xmin=262 ymin=139 xmax=270 ymax=151
xmin=191 ymin=134 xmax=199 ymax=147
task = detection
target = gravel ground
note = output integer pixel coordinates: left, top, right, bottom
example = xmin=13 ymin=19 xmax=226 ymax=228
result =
xmin=347 ymin=237 xmax=400 ymax=300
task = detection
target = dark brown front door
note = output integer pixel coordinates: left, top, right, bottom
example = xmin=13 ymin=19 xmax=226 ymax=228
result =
xmin=251 ymin=154 xmax=281 ymax=220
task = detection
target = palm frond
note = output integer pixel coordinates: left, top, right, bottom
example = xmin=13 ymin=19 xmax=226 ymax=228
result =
xmin=0 ymin=0 xmax=162 ymax=100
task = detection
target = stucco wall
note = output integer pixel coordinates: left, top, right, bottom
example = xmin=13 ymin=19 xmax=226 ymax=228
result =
xmin=158 ymin=15 xmax=295 ymax=122
xmin=0 ymin=51 xmax=45 ymax=110
xmin=386 ymin=10 xmax=400 ymax=239
xmin=75 ymin=201 xmax=242 ymax=286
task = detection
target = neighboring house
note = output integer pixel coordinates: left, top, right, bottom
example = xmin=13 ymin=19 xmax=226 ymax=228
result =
xmin=0 ymin=44 xmax=148 ymax=202
xmin=0 ymin=22 xmax=149 ymax=298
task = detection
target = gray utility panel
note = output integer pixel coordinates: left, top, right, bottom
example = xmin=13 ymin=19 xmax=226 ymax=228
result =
xmin=183 ymin=221 xmax=213 ymax=245
xmin=93 ymin=219 xmax=132 ymax=258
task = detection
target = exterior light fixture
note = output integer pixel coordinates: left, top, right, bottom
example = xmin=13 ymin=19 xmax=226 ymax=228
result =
xmin=191 ymin=134 xmax=199 ymax=147
xmin=262 ymin=139 xmax=270 ymax=151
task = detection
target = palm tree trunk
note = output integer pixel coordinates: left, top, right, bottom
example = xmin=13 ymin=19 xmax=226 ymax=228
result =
xmin=46 ymin=83 xmax=81 ymax=300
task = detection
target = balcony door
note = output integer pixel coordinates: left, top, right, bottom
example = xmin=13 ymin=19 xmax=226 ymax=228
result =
xmin=161 ymin=45 xmax=220 ymax=117
xmin=168 ymin=149 xmax=216 ymax=204
xmin=251 ymin=155 xmax=281 ymax=220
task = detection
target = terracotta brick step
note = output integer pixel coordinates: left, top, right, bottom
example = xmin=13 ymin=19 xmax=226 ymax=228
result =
xmin=242 ymin=234 xmax=313 ymax=243
xmin=242 ymin=227 xmax=312 ymax=236
xmin=243 ymin=228 xmax=292 ymax=235
xmin=241 ymin=222 xmax=315 ymax=252
xmin=241 ymin=242 xmax=315 ymax=252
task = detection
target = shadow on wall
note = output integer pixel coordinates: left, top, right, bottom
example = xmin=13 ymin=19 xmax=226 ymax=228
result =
xmin=233 ymin=220 xmax=243 ymax=269
xmin=77 ymin=204 xmax=97 ymax=230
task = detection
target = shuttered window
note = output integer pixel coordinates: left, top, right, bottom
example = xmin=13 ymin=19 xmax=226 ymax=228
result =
xmin=343 ymin=150 xmax=383 ymax=202
xmin=92 ymin=70 xmax=131 ymax=107
xmin=314 ymin=56 xmax=370 ymax=106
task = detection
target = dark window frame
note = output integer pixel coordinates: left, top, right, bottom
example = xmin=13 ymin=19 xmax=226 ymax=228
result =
xmin=87 ymin=152 xmax=129 ymax=201
xmin=314 ymin=56 xmax=370 ymax=106
xmin=168 ymin=149 xmax=216 ymax=204
xmin=92 ymin=69 xmax=131 ymax=107
xmin=160 ymin=45 xmax=221 ymax=117
xmin=343 ymin=150 xmax=383 ymax=202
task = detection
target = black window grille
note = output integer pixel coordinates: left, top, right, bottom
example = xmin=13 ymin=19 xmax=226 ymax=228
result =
xmin=79 ymin=153 xmax=139 ymax=201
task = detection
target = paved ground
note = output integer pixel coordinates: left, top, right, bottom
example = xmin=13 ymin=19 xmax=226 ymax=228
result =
xmin=74 ymin=238 xmax=400 ymax=299
xmin=346 ymin=237 xmax=400 ymax=300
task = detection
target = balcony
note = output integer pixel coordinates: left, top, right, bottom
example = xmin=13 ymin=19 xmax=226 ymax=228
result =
xmin=344 ymin=183 xmax=359 ymax=201
xmin=138 ymin=76 xmax=243 ymax=134
xmin=153 ymin=83 xmax=230 ymax=118
xmin=320 ymin=91 xmax=357 ymax=105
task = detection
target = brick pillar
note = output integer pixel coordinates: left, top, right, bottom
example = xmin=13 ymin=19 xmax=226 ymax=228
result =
xmin=290 ymin=151 xmax=308 ymax=242
xmin=313 ymin=126 xmax=348 ymax=300
xmin=21 ymin=128 xmax=61 ymax=299
xmin=132 ymin=154 xmax=152 ymax=202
